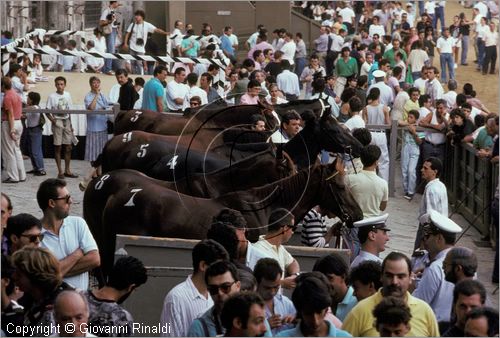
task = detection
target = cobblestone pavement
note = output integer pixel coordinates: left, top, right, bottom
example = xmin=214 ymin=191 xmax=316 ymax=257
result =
xmin=3 ymin=157 xmax=498 ymax=309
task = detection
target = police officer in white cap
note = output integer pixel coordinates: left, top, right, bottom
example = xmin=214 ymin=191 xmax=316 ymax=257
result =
xmin=367 ymin=69 xmax=394 ymax=107
xmin=350 ymin=214 xmax=390 ymax=269
xmin=413 ymin=209 xmax=462 ymax=323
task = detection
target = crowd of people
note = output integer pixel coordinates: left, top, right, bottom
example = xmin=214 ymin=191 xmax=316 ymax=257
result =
xmin=1 ymin=0 xmax=499 ymax=337
xmin=1 ymin=187 xmax=499 ymax=337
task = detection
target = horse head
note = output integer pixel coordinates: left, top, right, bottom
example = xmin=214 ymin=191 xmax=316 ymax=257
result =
xmin=258 ymin=100 xmax=280 ymax=131
xmin=282 ymin=110 xmax=322 ymax=169
xmin=318 ymin=110 xmax=364 ymax=157
xmin=319 ymin=157 xmax=363 ymax=226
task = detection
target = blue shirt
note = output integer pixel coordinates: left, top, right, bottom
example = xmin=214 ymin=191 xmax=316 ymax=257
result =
xmin=142 ymin=78 xmax=165 ymax=111
xmin=277 ymin=320 xmax=351 ymax=337
xmin=335 ymin=286 xmax=357 ymax=321
xmin=181 ymin=38 xmax=200 ymax=57
xmin=220 ymin=34 xmax=234 ymax=56
xmin=41 ymin=216 xmax=98 ymax=291
xmin=265 ymin=294 xmax=296 ymax=335
xmin=84 ymin=92 xmax=109 ymax=132
xmin=413 ymin=247 xmax=454 ymax=322
xmin=187 ymin=306 xmax=273 ymax=337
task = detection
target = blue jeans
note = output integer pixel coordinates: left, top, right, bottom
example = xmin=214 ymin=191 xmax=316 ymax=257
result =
xmin=412 ymin=71 xmax=421 ymax=81
xmin=440 ymin=53 xmax=454 ymax=82
xmin=26 ymin=126 xmax=45 ymax=171
xmin=477 ymin=38 xmax=485 ymax=68
xmin=417 ymin=0 xmax=425 ymax=16
xmin=104 ymin=28 xmax=117 ymax=73
xmin=130 ymin=49 xmax=144 ymax=75
xmin=461 ymin=35 xmax=469 ymax=64
xmin=401 ymin=141 xmax=420 ymax=195
xmin=433 ymin=6 xmax=445 ymax=31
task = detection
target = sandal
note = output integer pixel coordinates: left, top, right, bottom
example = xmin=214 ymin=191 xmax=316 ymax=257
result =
xmin=64 ymin=173 xmax=78 ymax=178
xmin=57 ymin=174 xmax=65 ymax=179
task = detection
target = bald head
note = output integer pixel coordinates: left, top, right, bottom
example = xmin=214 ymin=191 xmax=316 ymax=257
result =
xmin=444 ymin=247 xmax=477 ymax=284
xmin=54 ymin=290 xmax=89 ymax=337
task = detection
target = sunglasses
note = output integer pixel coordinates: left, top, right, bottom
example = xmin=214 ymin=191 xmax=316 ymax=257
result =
xmin=53 ymin=195 xmax=71 ymax=203
xmin=207 ymin=281 xmax=236 ymax=296
xmin=20 ymin=233 xmax=44 ymax=243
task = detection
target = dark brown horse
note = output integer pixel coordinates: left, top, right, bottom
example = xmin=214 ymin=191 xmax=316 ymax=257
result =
xmin=100 ymin=131 xmax=229 ymax=181
xmin=84 ymin=159 xmax=363 ymax=280
xmin=273 ymin=99 xmax=327 ymax=118
xmin=113 ymin=102 xmax=278 ymax=136
xmin=280 ymin=109 xmax=364 ymax=169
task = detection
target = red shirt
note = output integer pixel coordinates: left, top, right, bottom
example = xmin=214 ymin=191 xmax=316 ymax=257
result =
xmin=2 ymin=89 xmax=22 ymax=121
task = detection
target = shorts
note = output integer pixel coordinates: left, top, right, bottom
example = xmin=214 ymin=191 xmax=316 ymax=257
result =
xmin=52 ymin=118 xmax=73 ymax=146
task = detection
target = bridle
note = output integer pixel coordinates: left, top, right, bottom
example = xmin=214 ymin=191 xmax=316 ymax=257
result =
xmin=322 ymin=165 xmax=352 ymax=225
xmin=320 ymin=123 xmax=358 ymax=174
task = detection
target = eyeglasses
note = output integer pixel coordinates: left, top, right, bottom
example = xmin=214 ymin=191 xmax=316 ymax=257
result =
xmin=207 ymin=281 xmax=236 ymax=296
xmin=53 ymin=195 xmax=71 ymax=203
xmin=20 ymin=233 xmax=44 ymax=243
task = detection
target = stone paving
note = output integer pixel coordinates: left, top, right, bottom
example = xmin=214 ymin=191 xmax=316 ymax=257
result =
xmin=2 ymin=157 xmax=498 ymax=309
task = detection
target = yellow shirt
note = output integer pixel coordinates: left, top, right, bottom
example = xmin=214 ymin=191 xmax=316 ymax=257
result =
xmin=253 ymin=236 xmax=294 ymax=274
xmin=345 ymin=170 xmax=388 ymax=218
xmin=342 ymin=290 xmax=439 ymax=337
xmin=403 ymin=99 xmax=420 ymax=122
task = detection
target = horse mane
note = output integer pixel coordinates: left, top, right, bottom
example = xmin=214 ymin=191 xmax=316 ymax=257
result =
xmin=241 ymin=164 xmax=323 ymax=209
xmin=222 ymin=129 xmax=271 ymax=144
xmin=275 ymin=99 xmax=320 ymax=108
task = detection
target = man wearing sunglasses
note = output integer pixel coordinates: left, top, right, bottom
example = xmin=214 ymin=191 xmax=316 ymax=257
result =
xmin=413 ymin=209 xmax=462 ymax=323
xmin=37 ymin=178 xmax=100 ymax=291
xmin=4 ymin=213 xmax=43 ymax=254
xmin=187 ymin=260 xmax=242 ymax=336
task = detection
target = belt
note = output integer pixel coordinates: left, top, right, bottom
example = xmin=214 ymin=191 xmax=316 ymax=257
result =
xmin=369 ymin=129 xmax=386 ymax=133
xmin=424 ymin=140 xmax=445 ymax=146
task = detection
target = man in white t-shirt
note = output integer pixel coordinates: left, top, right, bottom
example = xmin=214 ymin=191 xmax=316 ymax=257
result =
xmin=166 ymin=67 xmax=190 ymax=112
xmin=170 ymin=20 xmax=184 ymax=56
xmin=338 ymin=3 xmax=356 ymax=33
xmin=344 ymin=96 xmax=366 ymax=131
xmin=183 ymin=72 xmax=208 ymax=110
xmin=280 ymin=32 xmax=297 ymax=66
xmin=436 ymin=28 xmax=455 ymax=83
xmin=99 ymin=1 xmax=120 ymax=74
xmin=46 ymin=76 xmax=77 ymax=179
xmin=123 ymin=9 xmax=169 ymax=74
xmin=474 ymin=1 xmax=489 ymax=18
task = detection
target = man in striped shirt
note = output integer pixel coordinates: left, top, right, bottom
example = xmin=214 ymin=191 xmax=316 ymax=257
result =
xmin=300 ymin=206 xmax=334 ymax=247
xmin=160 ymin=240 xmax=229 ymax=337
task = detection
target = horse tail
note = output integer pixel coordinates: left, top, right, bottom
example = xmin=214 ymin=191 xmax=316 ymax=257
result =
xmin=91 ymin=153 xmax=103 ymax=169
xmin=83 ymin=174 xmax=113 ymax=286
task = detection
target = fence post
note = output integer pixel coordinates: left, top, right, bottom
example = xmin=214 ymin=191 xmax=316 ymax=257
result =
xmin=388 ymin=119 xmax=398 ymax=197
xmin=112 ymin=104 xmax=120 ymax=121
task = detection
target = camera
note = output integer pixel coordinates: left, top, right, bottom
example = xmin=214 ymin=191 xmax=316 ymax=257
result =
xmin=136 ymin=38 xmax=144 ymax=46
xmin=106 ymin=11 xmax=115 ymax=21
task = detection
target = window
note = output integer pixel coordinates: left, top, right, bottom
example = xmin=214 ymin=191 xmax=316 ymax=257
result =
xmin=84 ymin=2 xmax=102 ymax=29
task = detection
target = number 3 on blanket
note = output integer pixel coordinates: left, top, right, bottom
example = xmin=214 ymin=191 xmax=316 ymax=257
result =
xmin=130 ymin=111 xmax=142 ymax=122
xmin=124 ymin=188 xmax=143 ymax=207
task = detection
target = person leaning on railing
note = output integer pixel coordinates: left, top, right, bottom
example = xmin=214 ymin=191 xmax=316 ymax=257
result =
xmin=476 ymin=115 xmax=498 ymax=163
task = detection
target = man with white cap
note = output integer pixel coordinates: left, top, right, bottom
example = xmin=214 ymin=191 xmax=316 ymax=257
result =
xmin=413 ymin=209 xmax=462 ymax=323
xmin=367 ymin=70 xmax=394 ymax=107
xmin=350 ymin=214 xmax=390 ymax=269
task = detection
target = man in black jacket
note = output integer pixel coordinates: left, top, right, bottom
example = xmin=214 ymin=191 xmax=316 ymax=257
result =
xmin=115 ymin=68 xmax=139 ymax=110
